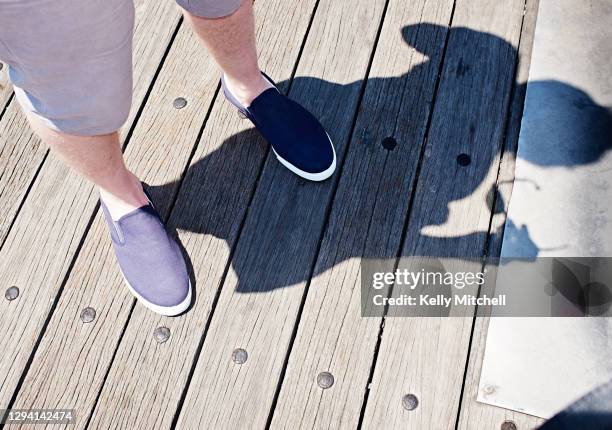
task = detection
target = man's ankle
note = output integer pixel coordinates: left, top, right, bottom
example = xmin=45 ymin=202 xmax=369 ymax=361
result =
xmin=224 ymin=72 xmax=273 ymax=107
xmin=99 ymin=173 xmax=149 ymax=220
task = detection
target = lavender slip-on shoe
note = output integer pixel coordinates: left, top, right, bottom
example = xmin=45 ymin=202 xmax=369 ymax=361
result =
xmin=222 ymin=73 xmax=336 ymax=181
xmin=100 ymin=192 xmax=192 ymax=316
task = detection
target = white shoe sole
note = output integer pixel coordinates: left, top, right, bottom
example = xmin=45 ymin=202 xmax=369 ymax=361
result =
xmin=272 ymin=132 xmax=337 ymax=182
xmin=121 ymin=272 xmax=192 ymax=317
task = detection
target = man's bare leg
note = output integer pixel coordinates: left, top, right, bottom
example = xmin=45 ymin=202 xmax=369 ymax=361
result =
xmin=21 ymin=0 xmax=269 ymax=221
xmin=182 ymin=0 xmax=273 ymax=107
xmin=182 ymin=0 xmax=337 ymax=181
xmin=27 ymin=114 xmax=147 ymax=220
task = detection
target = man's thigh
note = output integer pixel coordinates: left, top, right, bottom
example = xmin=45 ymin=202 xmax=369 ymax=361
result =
xmin=0 ymin=0 xmax=135 ymax=135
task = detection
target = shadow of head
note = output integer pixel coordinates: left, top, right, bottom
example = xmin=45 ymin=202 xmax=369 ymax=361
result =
xmin=152 ymin=23 xmax=612 ymax=293
xmin=517 ymin=80 xmax=612 ymax=166
xmin=403 ymin=24 xmax=612 ymax=258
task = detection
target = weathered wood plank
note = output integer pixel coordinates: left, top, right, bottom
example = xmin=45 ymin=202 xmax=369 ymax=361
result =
xmin=83 ymin=1 xmax=320 ymax=429
xmin=0 ymin=104 xmax=45 ymax=245
xmin=0 ymin=0 xmax=181 ymax=409
xmin=268 ymin=0 xmax=454 ymax=428
xmin=8 ymin=24 xmax=220 ymax=427
xmin=457 ymin=0 xmax=544 ymax=428
xmin=360 ymin=0 xmax=526 ymax=428
xmin=0 ymin=61 xmax=11 ymax=112
xmin=170 ymin=0 xmax=387 ymax=428
xmin=0 ymin=45 xmax=44 ymax=248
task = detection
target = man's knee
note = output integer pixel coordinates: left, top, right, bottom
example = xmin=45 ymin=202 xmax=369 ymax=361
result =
xmin=176 ymin=0 xmax=242 ymax=19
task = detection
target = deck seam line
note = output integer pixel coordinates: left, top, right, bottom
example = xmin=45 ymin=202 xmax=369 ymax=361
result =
xmin=353 ymin=0 xmax=459 ymax=427
xmin=0 ymin=92 xmax=13 ymax=124
xmin=263 ymin=0 xmax=394 ymax=427
xmin=82 ymin=300 xmax=138 ymax=430
xmin=0 ymin=148 xmax=50 ymax=252
xmin=453 ymin=1 xmax=536 ymax=428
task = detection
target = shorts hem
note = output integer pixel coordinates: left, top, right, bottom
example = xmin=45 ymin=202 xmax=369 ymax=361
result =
xmin=176 ymin=0 xmax=242 ymax=18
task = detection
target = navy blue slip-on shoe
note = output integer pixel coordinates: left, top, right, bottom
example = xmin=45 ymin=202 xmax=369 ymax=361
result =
xmin=221 ymin=73 xmax=336 ymax=181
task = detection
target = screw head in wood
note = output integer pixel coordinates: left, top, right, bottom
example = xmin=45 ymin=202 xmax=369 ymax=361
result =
xmin=457 ymin=153 xmax=471 ymax=166
xmin=237 ymin=110 xmax=248 ymax=120
xmin=316 ymin=372 xmax=334 ymax=389
xmin=402 ymin=394 xmax=418 ymax=411
xmin=5 ymin=286 xmax=19 ymax=301
xmin=483 ymin=385 xmax=496 ymax=395
xmin=153 ymin=326 xmax=171 ymax=344
xmin=501 ymin=420 xmax=517 ymax=430
xmin=80 ymin=307 xmax=96 ymax=323
xmin=381 ymin=136 xmax=397 ymax=151
xmin=232 ymin=348 xmax=248 ymax=364
xmin=173 ymin=97 xmax=187 ymax=109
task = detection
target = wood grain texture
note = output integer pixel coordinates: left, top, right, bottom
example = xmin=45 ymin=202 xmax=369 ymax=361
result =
xmin=173 ymin=0 xmax=387 ymax=428
xmin=0 ymin=103 xmax=46 ymax=245
xmin=0 ymin=61 xmax=11 ymax=112
xmin=85 ymin=1 xmax=320 ymax=429
xmin=9 ymin=23 xmax=220 ymax=429
xmin=268 ymin=0 xmax=454 ymax=428
xmin=0 ymin=0 xmax=181 ymax=411
xmin=457 ymin=0 xmax=545 ymax=428
xmin=360 ymin=0 xmax=526 ymax=428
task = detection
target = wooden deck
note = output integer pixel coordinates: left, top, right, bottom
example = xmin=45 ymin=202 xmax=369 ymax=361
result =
xmin=0 ymin=0 xmax=545 ymax=428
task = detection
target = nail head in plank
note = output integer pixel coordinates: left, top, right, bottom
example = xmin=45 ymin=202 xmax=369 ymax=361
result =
xmin=173 ymin=97 xmax=187 ymax=109
xmin=316 ymin=372 xmax=334 ymax=389
xmin=382 ymin=136 xmax=398 ymax=151
xmin=153 ymin=327 xmax=171 ymax=344
xmin=402 ymin=394 xmax=419 ymax=411
xmin=5 ymin=286 xmax=19 ymax=301
xmin=457 ymin=153 xmax=471 ymax=166
xmin=80 ymin=307 xmax=96 ymax=324
xmin=232 ymin=348 xmax=248 ymax=364
xmin=501 ymin=420 xmax=517 ymax=430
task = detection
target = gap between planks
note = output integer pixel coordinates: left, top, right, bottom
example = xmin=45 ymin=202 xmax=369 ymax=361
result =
xmin=456 ymin=0 xmax=545 ymax=428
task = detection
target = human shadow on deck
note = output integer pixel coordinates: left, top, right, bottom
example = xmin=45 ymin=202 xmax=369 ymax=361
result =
xmin=151 ymin=24 xmax=612 ymax=296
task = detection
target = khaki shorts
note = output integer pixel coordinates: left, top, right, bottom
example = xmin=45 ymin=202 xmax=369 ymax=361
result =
xmin=0 ymin=0 xmax=241 ymax=135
